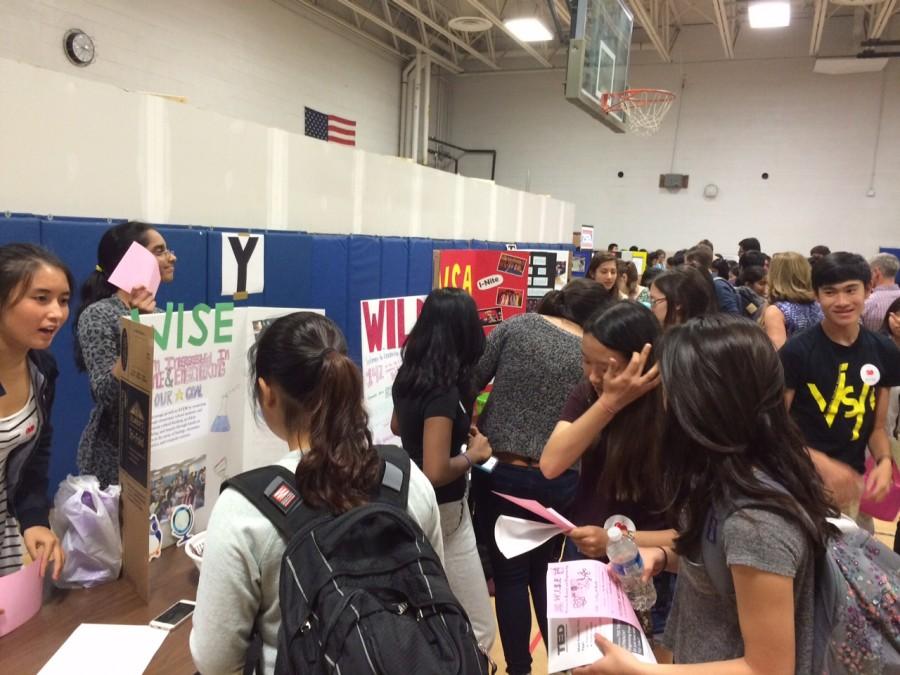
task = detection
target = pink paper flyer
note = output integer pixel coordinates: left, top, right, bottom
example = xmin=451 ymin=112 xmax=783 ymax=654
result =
xmin=0 ymin=561 xmax=42 ymax=637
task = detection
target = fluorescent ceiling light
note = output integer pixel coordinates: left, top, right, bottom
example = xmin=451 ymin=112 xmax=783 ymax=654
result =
xmin=748 ymin=1 xmax=791 ymax=28
xmin=504 ymin=17 xmax=553 ymax=42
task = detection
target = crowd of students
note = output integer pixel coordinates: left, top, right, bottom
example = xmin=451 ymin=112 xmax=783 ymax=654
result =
xmin=0 ymin=227 xmax=898 ymax=674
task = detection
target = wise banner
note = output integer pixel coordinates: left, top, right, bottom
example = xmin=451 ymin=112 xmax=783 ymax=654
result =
xmin=435 ymin=249 xmax=530 ymax=333
xmin=360 ymin=295 xmax=425 ymax=445
xmin=119 ymin=304 xmax=322 ymax=600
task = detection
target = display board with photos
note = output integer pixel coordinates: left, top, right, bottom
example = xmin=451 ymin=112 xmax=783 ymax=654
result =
xmin=520 ymin=249 xmax=572 ymax=312
xmin=434 ymin=249 xmax=531 ymax=334
xmin=118 ymin=304 xmax=322 ymax=599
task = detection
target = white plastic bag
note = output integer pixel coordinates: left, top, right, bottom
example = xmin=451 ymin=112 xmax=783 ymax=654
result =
xmin=49 ymin=474 xmax=122 ymax=588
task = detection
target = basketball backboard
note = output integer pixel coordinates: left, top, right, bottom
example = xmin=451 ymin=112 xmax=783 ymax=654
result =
xmin=564 ymin=0 xmax=633 ymax=133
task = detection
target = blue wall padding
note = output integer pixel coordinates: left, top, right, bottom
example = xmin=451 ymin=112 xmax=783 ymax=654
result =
xmin=2 ymin=213 xmax=576 ymax=500
xmin=407 ymin=238 xmax=435 ymax=297
xmin=310 ymin=234 xmax=350 ymax=345
xmin=262 ymin=231 xmax=314 ymax=309
xmin=432 ymin=238 xmax=455 ymax=251
xmin=380 ymin=237 xmax=410 ymax=299
xmin=0 ymin=216 xmax=41 ymax=245
xmin=155 ymin=225 xmax=208 ymax=308
xmin=40 ymin=219 xmax=119 ymax=499
xmin=571 ymin=250 xmax=592 ymax=278
xmin=346 ymin=236 xmax=382 ymax=364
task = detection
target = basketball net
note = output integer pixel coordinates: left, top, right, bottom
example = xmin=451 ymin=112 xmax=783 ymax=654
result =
xmin=601 ymin=88 xmax=676 ymax=136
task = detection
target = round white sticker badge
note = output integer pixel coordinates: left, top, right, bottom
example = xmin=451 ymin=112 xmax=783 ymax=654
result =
xmin=860 ymin=364 xmax=880 ymax=386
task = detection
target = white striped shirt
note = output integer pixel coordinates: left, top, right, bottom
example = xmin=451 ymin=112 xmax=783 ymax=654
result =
xmin=0 ymin=391 xmax=39 ymax=576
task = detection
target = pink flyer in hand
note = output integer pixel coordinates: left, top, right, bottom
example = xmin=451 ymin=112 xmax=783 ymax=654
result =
xmin=492 ymin=491 xmax=575 ymax=532
xmin=107 ymin=241 xmax=161 ymax=296
xmin=546 ymin=560 xmax=641 ymax=630
xmin=0 ymin=561 xmax=42 ymax=637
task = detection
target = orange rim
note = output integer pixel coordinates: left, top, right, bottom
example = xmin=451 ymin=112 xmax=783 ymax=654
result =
xmin=600 ymin=88 xmax=676 ymax=113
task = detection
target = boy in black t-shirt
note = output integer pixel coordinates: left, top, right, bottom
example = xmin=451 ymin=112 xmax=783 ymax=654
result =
xmin=780 ymin=252 xmax=900 ymax=527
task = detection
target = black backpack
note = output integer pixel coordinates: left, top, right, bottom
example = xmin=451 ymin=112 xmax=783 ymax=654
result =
xmin=222 ymin=445 xmax=495 ymax=675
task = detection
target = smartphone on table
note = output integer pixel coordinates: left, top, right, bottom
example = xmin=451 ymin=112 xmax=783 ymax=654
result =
xmin=150 ymin=599 xmax=196 ymax=631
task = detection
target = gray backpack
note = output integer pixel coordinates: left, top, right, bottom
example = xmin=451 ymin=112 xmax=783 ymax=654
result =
xmin=702 ymin=494 xmax=900 ymax=674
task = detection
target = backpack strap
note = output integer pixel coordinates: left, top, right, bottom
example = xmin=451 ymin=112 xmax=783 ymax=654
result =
xmin=701 ymin=474 xmax=817 ymax=598
xmin=700 ymin=507 xmax=733 ymax=598
xmin=221 ymin=466 xmax=323 ymax=539
xmin=374 ymin=444 xmax=411 ymax=510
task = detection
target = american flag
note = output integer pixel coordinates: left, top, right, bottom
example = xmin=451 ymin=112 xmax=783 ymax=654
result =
xmin=304 ymin=107 xmax=356 ymax=146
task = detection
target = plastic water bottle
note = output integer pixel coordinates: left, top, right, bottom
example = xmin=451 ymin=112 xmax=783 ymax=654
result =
xmin=606 ymin=526 xmax=657 ymax=612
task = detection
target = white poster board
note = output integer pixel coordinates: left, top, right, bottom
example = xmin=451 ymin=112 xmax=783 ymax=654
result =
xmin=580 ymin=225 xmax=595 ymax=251
xmin=136 ymin=304 xmax=321 ymax=548
xmin=360 ymin=295 xmax=425 ymax=445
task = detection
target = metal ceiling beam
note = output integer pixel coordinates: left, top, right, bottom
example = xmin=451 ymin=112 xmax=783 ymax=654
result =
xmin=279 ymin=0 xmax=405 ymax=58
xmin=869 ymin=0 xmax=898 ymax=38
xmin=809 ymin=0 xmax=828 ymax=56
xmin=554 ymin=0 xmax=571 ymax=25
xmin=389 ymin=0 xmax=501 ymax=68
xmin=625 ymin=0 xmax=673 ymax=61
xmin=380 ymin=0 xmax=401 ymax=49
xmin=711 ymin=0 xmax=736 ymax=58
xmin=462 ymin=0 xmax=555 ymax=67
xmin=326 ymin=0 xmax=464 ymax=72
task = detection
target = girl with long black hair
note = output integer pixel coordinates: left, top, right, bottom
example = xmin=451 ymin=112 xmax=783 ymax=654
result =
xmin=191 ymin=312 xmax=442 ymax=674
xmin=648 ymin=267 xmax=717 ymax=329
xmin=75 ymin=222 xmax=176 ymax=487
xmin=391 ymin=288 xmax=496 ymax=651
xmin=541 ymin=301 xmax=676 ymax=641
xmin=579 ymin=315 xmax=836 ymax=674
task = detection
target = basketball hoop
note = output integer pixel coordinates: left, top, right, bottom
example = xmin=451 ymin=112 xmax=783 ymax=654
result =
xmin=601 ymin=88 xmax=676 ymax=136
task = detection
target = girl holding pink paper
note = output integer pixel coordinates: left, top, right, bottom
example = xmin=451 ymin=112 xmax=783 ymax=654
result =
xmin=75 ymin=222 xmax=176 ymax=488
xmin=0 ymin=243 xmax=72 ymax=582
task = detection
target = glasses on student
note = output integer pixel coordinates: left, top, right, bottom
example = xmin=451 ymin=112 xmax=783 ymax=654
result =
xmin=152 ymin=248 xmax=176 ymax=259
xmin=650 ymin=297 xmax=667 ymax=307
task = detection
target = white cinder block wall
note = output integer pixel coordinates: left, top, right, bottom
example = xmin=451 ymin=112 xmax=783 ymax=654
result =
xmin=0 ymin=0 xmax=401 ymax=155
xmin=0 ymin=0 xmax=575 ymax=242
xmin=448 ymin=18 xmax=900 ymax=256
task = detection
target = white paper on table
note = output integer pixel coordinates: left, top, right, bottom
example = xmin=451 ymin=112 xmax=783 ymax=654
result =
xmin=547 ymin=616 xmax=657 ymax=672
xmin=495 ymin=515 xmax=565 ymax=559
xmin=39 ymin=624 xmax=168 ymax=675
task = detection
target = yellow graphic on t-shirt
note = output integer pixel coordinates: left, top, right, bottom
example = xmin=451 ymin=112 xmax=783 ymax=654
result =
xmin=807 ymin=362 xmax=876 ymax=441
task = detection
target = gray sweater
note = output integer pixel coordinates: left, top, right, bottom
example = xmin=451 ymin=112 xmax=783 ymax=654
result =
xmin=76 ymin=295 xmax=130 ymax=488
xmin=473 ymin=313 xmax=584 ymax=462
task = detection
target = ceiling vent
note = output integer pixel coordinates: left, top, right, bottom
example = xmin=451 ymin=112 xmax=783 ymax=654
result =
xmin=448 ymin=16 xmax=493 ymax=32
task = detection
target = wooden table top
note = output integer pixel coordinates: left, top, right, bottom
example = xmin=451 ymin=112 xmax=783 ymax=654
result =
xmin=0 ymin=545 xmax=199 ymax=674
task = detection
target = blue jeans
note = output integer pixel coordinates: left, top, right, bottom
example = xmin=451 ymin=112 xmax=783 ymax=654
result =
xmin=471 ymin=464 xmax=579 ymax=675
xmin=564 ymin=538 xmax=676 ymax=637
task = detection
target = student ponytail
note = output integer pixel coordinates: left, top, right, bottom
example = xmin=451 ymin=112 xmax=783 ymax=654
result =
xmin=74 ymin=221 xmax=152 ymax=371
xmin=251 ymin=312 xmax=380 ymax=513
xmin=536 ymin=278 xmax=612 ymax=326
